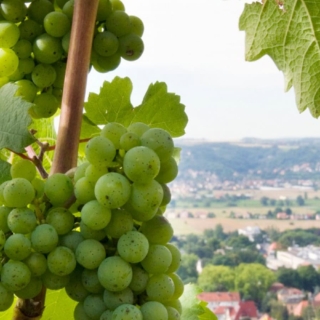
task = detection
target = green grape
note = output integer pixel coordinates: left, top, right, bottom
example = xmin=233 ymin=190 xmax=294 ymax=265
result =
xmin=76 ymin=239 xmax=106 ymax=270
xmin=164 ymin=300 xmax=182 ymax=315
xmin=104 ymin=208 xmax=133 ymax=238
xmin=33 ymin=33 xmax=63 ymax=64
xmin=141 ymin=244 xmax=172 ymax=274
xmin=27 ymin=0 xmax=54 ymax=24
xmin=81 ymin=268 xmax=104 ymax=294
xmin=103 ymin=288 xmax=134 ymax=310
xmin=0 ymin=0 xmax=27 ymax=23
xmin=110 ymin=0 xmax=125 ymax=11
xmin=59 ymin=231 xmax=84 ymax=253
xmin=96 ymin=0 xmax=112 ymax=21
xmin=0 ymin=230 xmax=5 ymax=250
xmin=18 ymin=57 xmax=35 ymax=75
xmin=52 ymin=88 xmax=63 ymax=102
xmin=165 ymin=244 xmax=181 ymax=273
xmin=95 ymin=172 xmax=131 ymax=209
xmin=0 ymin=283 xmax=13 ymax=311
xmin=3 ymin=178 xmax=35 ymax=208
xmin=140 ymin=215 xmax=173 ymax=244
xmin=168 ymin=273 xmax=184 ymax=300
xmin=56 ymin=0 xmax=69 ymax=9
xmin=44 ymin=11 xmax=71 ymax=38
xmin=85 ymin=136 xmax=116 ymax=167
xmin=31 ymin=63 xmax=57 ymax=88
xmin=74 ymin=162 xmax=90 ymax=182
xmin=19 ymin=19 xmax=42 ymax=41
xmin=62 ymin=0 xmax=74 ymax=20
xmin=31 ymin=224 xmax=59 ymax=253
xmin=160 ymin=184 xmax=171 ymax=207
xmin=12 ymin=39 xmax=32 ymax=59
xmin=0 ymin=182 xmax=9 ymax=206
xmin=117 ymin=230 xmax=149 ymax=263
xmin=31 ymin=177 xmax=45 ymax=198
xmin=156 ymin=157 xmax=178 ymax=184
xmin=80 ymin=221 xmax=106 ymax=241
xmin=98 ymin=256 xmax=132 ymax=292
xmin=112 ymin=304 xmax=142 ymax=320
xmin=53 ymin=61 xmax=66 ymax=89
xmin=0 ymin=206 xmax=10 ymax=232
xmin=123 ymin=146 xmax=160 ymax=183
xmin=23 ymin=252 xmax=47 ymax=277
xmin=46 ymin=207 xmax=75 ymax=235
xmin=146 ymin=274 xmax=174 ymax=303
xmin=126 ymin=180 xmax=163 ymax=221
xmin=92 ymin=51 xmax=121 ymax=73
xmin=105 ymin=11 xmax=131 ymax=37
xmin=129 ymin=16 xmax=144 ymax=37
xmin=120 ymin=132 xmax=140 ymax=151
xmin=100 ymin=310 xmax=113 ymax=320
xmin=118 ymin=34 xmax=144 ymax=61
xmin=74 ymin=302 xmax=92 ymax=320
xmin=14 ymin=277 xmax=42 ymax=299
xmin=7 ymin=207 xmax=37 ymax=234
xmin=74 ymin=177 xmax=95 ymax=204
xmin=47 ymin=246 xmax=76 ymax=276
xmin=4 ymin=233 xmax=31 ymax=261
xmin=41 ymin=269 xmax=70 ymax=290
xmin=0 ymin=21 xmax=20 ymax=48
xmin=7 ymin=66 xmax=24 ymax=81
xmin=44 ymin=173 xmax=74 ymax=206
xmin=30 ymin=93 xmax=60 ymax=118
xmin=93 ymin=31 xmax=119 ymax=57
xmin=85 ymin=164 xmax=108 ymax=184
xmin=141 ymin=128 xmax=174 ymax=161
xmin=141 ymin=301 xmax=168 ymax=320
xmin=83 ymin=294 xmax=107 ymax=320
xmin=81 ymin=200 xmax=111 ymax=230
xmin=15 ymin=80 xmax=38 ymax=102
xmin=0 ymin=76 xmax=9 ymax=88
xmin=129 ymin=264 xmax=149 ymax=294
xmin=10 ymin=159 xmax=36 ymax=181
xmin=0 ymin=48 xmax=19 ymax=77
xmin=1 ymin=260 xmax=31 ymax=291
xmin=65 ymin=267 xmax=89 ymax=302
xmin=101 ymin=122 xmax=127 ymax=149
xmin=127 ymin=122 xmax=150 ymax=137
xmin=166 ymin=306 xmax=181 ymax=320
xmin=62 ymin=31 xmax=70 ymax=53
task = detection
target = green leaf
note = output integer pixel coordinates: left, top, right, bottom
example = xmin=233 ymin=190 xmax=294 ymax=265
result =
xmin=239 ymin=0 xmax=320 ymax=117
xmin=0 ymin=83 xmax=35 ymax=153
xmin=42 ymin=289 xmax=77 ymax=319
xmin=0 ymin=158 xmax=11 ymax=184
xmin=180 ymin=284 xmax=217 ymax=320
xmin=80 ymin=114 xmax=101 ymax=140
xmin=85 ymin=77 xmax=188 ymax=138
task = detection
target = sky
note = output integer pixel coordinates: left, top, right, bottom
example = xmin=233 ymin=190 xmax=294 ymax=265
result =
xmin=86 ymin=0 xmax=320 ymax=141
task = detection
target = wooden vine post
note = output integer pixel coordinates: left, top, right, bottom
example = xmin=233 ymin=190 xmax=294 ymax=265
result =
xmin=13 ymin=0 xmax=100 ymax=319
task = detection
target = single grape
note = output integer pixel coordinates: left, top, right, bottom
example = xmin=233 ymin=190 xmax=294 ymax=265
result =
xmin=74 ymin=302 xmax=92 ymax=320
xmin=0 ymin=283 xmax=14 ymax=311
xmin=47 ymin=246 xmax=77 ymax=276
xmin=44 ymin=11 xmax=71 ymax=38
xmin=166 ymin=244 xmax=181 ymax=273
xmin=74 ymin=177 xmax=95 ymax=204
xmin=62 ymin=31 xmax=70 ymax=53
xmin=100 ymin=310 xmax=113 ymax=320
xmin=62 ymin=0 xmax=74 ymax=20
xmin=156 ymin=157 xmax=178 ymax=184
xmin=41 ymin=269 xmax=70 ymax=290
xmin=3 ymin=178 xmax=35 ymax=208
xmin=0 ymin=230 xmax=5 ymax=251
xmin=27 ymin=0 xmax=54 ymax=24
xmin=127 ymin=122 xmax=150 ymax=137
xmin=112 ymin=304 xmax=142 ymax=320
xmin=129 ymin=264 xmax=149 ymax=294
xmin=105 ymin=11 xmax=131 ymax=37
xmin=85 ymin=164 xmax=108 ymax=184
xmin=81 ymin=268 xmax=104 ymax=294
xmin=98 ymin=256 xmax=132 ymax=292
xmin=141 ymin=301 xmax=168 ymax=320
xmin=23 ymin=252 xmax=47 ymax=277
xmin=0 ymin=206 xmax=10 ymax=232
xmin=75 ymin=239 xmax=106 ymax=270
xmin=31 ymin=63 xmax=57 ymax=88
xmin=65 ymin=267 xmax=89 ymax=302
xmin=160 ymin=184 xmax=172 ymax=207
xmin=46 ymin=207 xmax=75 ymax=235
xmin=33 ymin=33 xmax=63 ymax=64
xmin=59 ymin=231 xmax=84 ymax=253
xmin=53 ymin=61 xmax=66 ymax=89
xmin=12 ymin=39 xmax=32 ymax=59
xmin=96 ymin=0 xmax=112 ymax=21
xmin=17 ymin=57 xmax=35 ymax=75
xmin=129 ymin=16 xmax=144 ymax=37
xmin=118 ymin=33 xmax=144 ymax=61
xmin=164 ymin=300 xmax=182 ymax=315
xmin=32 ymin=177 xmax=45 ymax=198
xmin=110 ymin=0 xmax=125 ymax=11
xmin=74 ymin=162 xmax=90 ymax=182
xmin=31 ymin=224 xmax=59 ymax=253
xmin=92 ymin=52 xmax=121 ymax=73
xmin=103 ymin=287 xmax=134 ymax=310
xmin=14 ymin=277 xmax=43 ymax=299
xmin=104 ymin=208 xmax=133 ymax=238
xmin=93 ymin=31 xmax=119 ymax=57
xmin=80 ymin=221 xmax=106 ymax=241
xmin=169 ymin=273 xmax=184 ymax=300
xmin=30 ymin=93 xmax=60 ymax=118
xmin=146 ymin=274 xmax=174 ymax=303
xmin=120 ymin=132 xmax=140 ymax=151
xmin=83 ymin=294 xmax=107 ymax=320
xmin=7 ymin=207 xmax=37 ymax=234
xmin=14 ymin=80 xmax=38 ymax=102
xmin=0 ymin=0 xmax=27 ymax=23
xmin=19 ymin=19 xmax=42 ymax=41
xmin=0 ymin=21 xmax=20 ymax=48
xmin=81 ymin=200 xmax=111 ymax=230
xmin=101 ymin=122 xmax=127 ymax=149
xmin=141 ymin=244 xmax=172 ymax=274
xmin=166 ymin=306 xmax=181 ymax=320
xmin=0 ymin=48 xmax=19 ymax=77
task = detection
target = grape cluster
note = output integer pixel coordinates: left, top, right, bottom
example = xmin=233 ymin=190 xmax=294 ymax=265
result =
xmin=0 ymin=0 xmax=144 ymax=119
xmin=0 ymin=122 xmax=183 ymax=320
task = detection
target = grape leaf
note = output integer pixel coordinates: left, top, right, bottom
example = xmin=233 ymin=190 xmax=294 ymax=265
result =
xmin=239 ymin=0 xmax=320 ymax=117
xmin=80 ymin=114 xmax=101 ymax=140
xmin=0 ymin=158 xmax=11 ymax=184
xmin=0 ymin=83 xmax=35 ymax=152
xmin=85 ymin=77 xmax=188 ymax=137
xmin=181 ymin=284 xmax=217 ymax=320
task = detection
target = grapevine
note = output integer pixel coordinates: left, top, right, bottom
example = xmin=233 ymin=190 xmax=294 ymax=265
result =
xmin=0 ymin=0 xmax=191 ymax=319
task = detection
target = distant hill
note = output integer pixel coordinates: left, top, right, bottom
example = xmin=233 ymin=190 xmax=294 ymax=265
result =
xmin=175 ymin=138 xmax=320 ymax=183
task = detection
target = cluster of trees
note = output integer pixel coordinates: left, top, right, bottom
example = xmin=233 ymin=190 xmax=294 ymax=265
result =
xmin=260 ymin=195 xmax=306 ymax=207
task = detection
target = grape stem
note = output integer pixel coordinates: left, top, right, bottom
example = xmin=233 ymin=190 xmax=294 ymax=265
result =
xmin=14 ymin=0 xmax=100 ymax=319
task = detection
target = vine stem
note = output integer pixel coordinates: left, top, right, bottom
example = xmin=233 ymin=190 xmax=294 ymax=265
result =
xmin=13 ymin=0 xmax=99 ymax=319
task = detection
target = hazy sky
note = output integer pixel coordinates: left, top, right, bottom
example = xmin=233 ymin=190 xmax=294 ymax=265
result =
xmin=86 ymin=0 xmax=320 ymax=141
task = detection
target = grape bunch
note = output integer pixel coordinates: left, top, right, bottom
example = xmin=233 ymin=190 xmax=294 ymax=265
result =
xmin=0 ymin=122 xmax=183 ymax=320
xmin=0 ymin=0 xmax=144 ymax=119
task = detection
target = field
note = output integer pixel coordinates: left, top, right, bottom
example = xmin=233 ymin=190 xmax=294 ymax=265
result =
xmin=168 ymin=217 xmax=320 ymax=235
